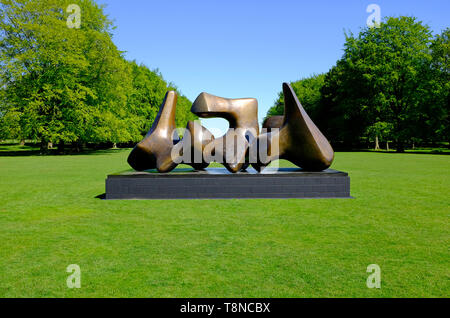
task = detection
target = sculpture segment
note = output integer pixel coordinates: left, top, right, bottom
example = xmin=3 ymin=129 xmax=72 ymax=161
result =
xmin=128 ymin=91 xmax=215 ymax=172
xmin=252 ymin=83 xmax=334 ymax=171
xmin=262 ymin=115 xmax=283 ymax=132
xmin=191 ymin=92 xmax=259 ymax=173
xmin=172 ymin=120 xmax=215 ymax=170
xmin=127 ymin=83 xmax=334 ymax=174
xmin=127 ymin=91 xmax=179 ymax=172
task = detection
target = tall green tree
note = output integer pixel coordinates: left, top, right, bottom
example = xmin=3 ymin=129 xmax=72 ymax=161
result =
xmin=322 ymin=17 xmax=434 ymax=151
xmin=127 ymin=61 xmax=196 ymax=138
xmin=127 ymin=61 xmax=168 ymax=136
xmin=424 ymin=28 xmax=449 ymax=146
xmin=320 ymin=59 xmax=374 ymax=147
xmin=0 ymin=0 xmax=141 ymax=149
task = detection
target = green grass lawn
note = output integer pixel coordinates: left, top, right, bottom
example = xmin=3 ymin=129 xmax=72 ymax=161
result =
xmin=0 ymin=149 xmax=448 ymax=297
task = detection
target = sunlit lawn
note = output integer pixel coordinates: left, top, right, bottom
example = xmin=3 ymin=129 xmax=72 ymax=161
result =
xmin=0 ymin=148 xmax=448 ymax=297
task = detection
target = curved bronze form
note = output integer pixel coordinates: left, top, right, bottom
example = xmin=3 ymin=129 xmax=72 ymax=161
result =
xmin=262 ymin=115 xmax=283 ymax=132
xmin=127 ymin=91 xmax=179 ymax=172
xmin=172 ymin=120 xmax=215 ymax=170
xmin=191 ymin=92 xmax=259 ymax=173
xmin=128 ymin=83 xmax=333 ymax=174
xmin=252 ymin=83 xmax=334 ymax=171
xmin=128 ymin=91 xmax=215 ymax=172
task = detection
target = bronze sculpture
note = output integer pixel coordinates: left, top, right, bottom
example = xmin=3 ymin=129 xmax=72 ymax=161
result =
xmin=127 ymin=91 xmax=215 ymax=172
xmin=252 ymin=83 xmax=334 ymax=171
xmin=190 ymin=92 xmax=259 ymax=173
xmin=127 ymin=83 xmax=334 ymax=173
xmin=262 ymin=115 xmax=283 ymax=132
xmin=127 ymin=91 xmax=179 ymax=172
xmin=172 ymin=120 xmax=215 ymax=170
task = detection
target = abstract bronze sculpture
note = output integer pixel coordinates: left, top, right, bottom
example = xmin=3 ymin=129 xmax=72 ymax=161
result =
xmin=127 ymin=91 xmax=214 ymax=172
xmin=252 ymin=83 xmax=334 ymax=171
xmin=127 ymin=91 xmax=179 ymax=172
xmin=172 ymin=120 xmax=215 ymax=170
xmin=262 ymin=115 xmax=283 ymax=133
xmin=191 ymin=92 xmax=259 ymax=173
xmin=127 ymin=83 xmax=334 ymax=173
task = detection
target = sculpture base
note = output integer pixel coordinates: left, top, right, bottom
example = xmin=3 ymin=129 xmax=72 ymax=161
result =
xmin=105 ymin=167 xmax=351 ymax=200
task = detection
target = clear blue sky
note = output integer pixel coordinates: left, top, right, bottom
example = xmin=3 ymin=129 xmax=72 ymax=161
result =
xmin=99 ymin=0 xmax=449 ymax=136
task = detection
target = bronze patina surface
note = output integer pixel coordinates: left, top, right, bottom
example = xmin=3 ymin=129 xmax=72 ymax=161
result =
xmin=262 ymin=115 xmax=283 ymax=132
xmin=191 ymin=92 xmax=259 ymax=173
xmin=128 ymin=83 xmax=334 ymax=173
xmin=127 ymin=91 xmax=215 ymax=172
xmin=252 ymin=83 xmax=334 ymax=171
xmin=172 ymin=120 xmax=215 ymax=170
xmin=127 ymin=91 xmax=179 ymax=172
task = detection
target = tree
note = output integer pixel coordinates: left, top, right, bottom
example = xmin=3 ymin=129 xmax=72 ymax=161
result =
xmin=266 ymin=74 xmax=325 ymax=120
xmin=320 ymin=61 xmax=373 ymax=147
xmin=127 ymin=61 xmax=168 ymax=136
xmin=425 ymin=28 xmax=449 ymax=146
xmin=126 ymin=61 xmax=197 ymax=138
xmin=323 ymin=17 xmax=434 ymax=152
xmin=365 ymin=121 xmax=393 ymax=150
xmin=0 ymin=0 xmax=137 ymax=150
xmin=0 ymin=0 xmax=196 ymax=151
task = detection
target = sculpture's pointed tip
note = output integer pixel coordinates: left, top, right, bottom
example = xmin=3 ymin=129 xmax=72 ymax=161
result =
xmin=163 ymin=90 xmax=177 ymax=107
xmin=282 ymin=83 xmax=296 ymax=100
xmin=191 ymin=92 xmax=210 ymax=115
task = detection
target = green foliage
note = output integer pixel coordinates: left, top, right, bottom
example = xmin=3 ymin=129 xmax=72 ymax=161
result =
xmin=321 ymin=17 xmax=435 ymax=150
xmin=267 ymin=17 xmax=449 ymax=151
xmin=0 ymin=0 xmax=123 ymax=144
xmin=0 ymin=0 xmax=195 ymax=147
xmin=425 ymin=28 xmax=449 ymax=143
xmin=365 ymin=122 xmax=393 ymax=143
xmin=126 ymin=61 xmax=197 ymax=137
xmin=266 ymin=74 xmax=325 ymax=120
xmin=127 ymin=61 xmax=168 ymax=135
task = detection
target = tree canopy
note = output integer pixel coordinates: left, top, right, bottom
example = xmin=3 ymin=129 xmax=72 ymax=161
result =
xmin=0 ymin=0 xmax=195 ymax=149
xmin=267 ymin=17 xmax=449 ymax=151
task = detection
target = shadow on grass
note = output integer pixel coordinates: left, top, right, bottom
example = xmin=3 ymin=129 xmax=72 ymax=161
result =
xmin=0 ymin=148 xmax=131 ymax=157
xmin=1 ymin=144 xmax=449 ymax=157
xmin=95 ymin=193 xmax=106 ymax=200
xmin=350 ymin=149 xmax=450 ymax=155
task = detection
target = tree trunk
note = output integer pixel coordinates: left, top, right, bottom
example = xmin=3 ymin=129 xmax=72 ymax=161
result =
xmin=57 ymin=141 xmax=65 ymax=154
xmin=386 ymin=141 xmax=389 ymax=151
xmin=47 ymin=142 xmax=53 ymax=149
xmin=20 ymin=140 xmax=25 ymax=146
xmin=40 ymin=140 xmax=49 ymax=154
xmin=71 ymin=141 xmax=81 ymax=152
xmin=112 ymin=143 xmax=117 ymax=149
xmin=375 ymin=136 xmax=380 ymax=150
xmin=396 ymin=140 xmax=405 ymax=153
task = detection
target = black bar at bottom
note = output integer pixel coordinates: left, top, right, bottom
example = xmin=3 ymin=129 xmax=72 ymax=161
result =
xmin=0 ymin=298 xmax=445 ymax=315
